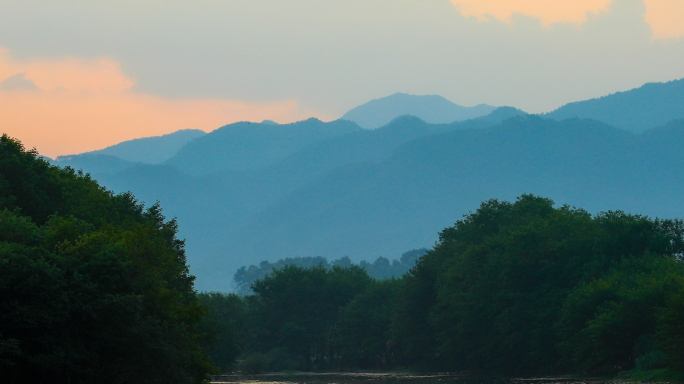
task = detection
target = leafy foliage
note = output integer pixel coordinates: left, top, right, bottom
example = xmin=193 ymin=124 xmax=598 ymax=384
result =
xmin=0 ymin=135 xmax=214 ymax=383
xmin=337 ymin=278 xmax=402 ymax=369
xmin=212 ymin=195 xmax=684 ymax=375
xmin=398 ymin=195 xmax=684 ymax=374
xmin=556 ymin=257 xmax=684 ymax=374
xmin=196 ymin=292 xmax=246 ymax=373
xmin=248 ymin=264 xmax=372 ymax=370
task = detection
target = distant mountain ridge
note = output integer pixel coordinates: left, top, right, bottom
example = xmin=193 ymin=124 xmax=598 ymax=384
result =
xmin=52 ymin=154 xmax=135 ymax=175
xmin=164 ymin=118 xmax=363 ymax=175
xmin=342 ymin=93 xmax=497 ymax=129
xmin=58 ymin=129 xmax=206 ymax=164
xmin=59 ymin=111 xmax=684 ymax=292
xmin=59 ymin=109 xmax=515 ymax=290
xmin=544 ymin=78 xmax=684 ymax=132
xmin=46 ymin=78 xmax=684 ymax=292
xmin=90 ymin=114 xmax=684 ymax=292
xmin=222 ymin=116 xmax=684 ymax=279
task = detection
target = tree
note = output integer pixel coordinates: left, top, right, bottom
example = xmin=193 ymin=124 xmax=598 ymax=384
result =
xmin=248 ymin=264 xmax=372 ymax=369
xmin=557 ymin=257 xmax=684 ymax=374
xmin=0 ymin=135 xmax=214 ymax=383
xmin=338 ymin=278 xmax=402 ymax=368
xmin=196 ymin=292 xmax=246 ymax=373
xmin=396 ymin=195 xmax=684 ymax=374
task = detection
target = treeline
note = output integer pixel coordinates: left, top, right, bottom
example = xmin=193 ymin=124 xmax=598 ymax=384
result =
xmin=233 ymin=249 xmax=426 ymax=295
xmin=206 ymin=195 xmax=684 ymax=376
xmin=0 ymin=136 xmax=214 ymax=384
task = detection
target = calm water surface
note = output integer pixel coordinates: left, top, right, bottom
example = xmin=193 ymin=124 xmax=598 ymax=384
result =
xmin=211 ymin=373 xmax=611 ymax=384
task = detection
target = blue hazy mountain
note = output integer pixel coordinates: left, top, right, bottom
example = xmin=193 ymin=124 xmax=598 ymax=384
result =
xmin=164 ymin=118 xmax=363 ymax=175
xmin=475 ymin=106 xmax=528 ymax=123
xmin=544 ymin=78 xmax=684 ymax=132
xmin=341 ymin=93 xmax=497 ymax=129
xmin=71 ymin=114 xmax=684 ymax=292
xmin=71 ymin=112 xmax=508 ymax=290
xmin=50 ymin=90 xmax=684 ymax=292
xmin=51 ymin=154 xmax=136 ymax=175
xmin=217 ymin=117 xmax=684 ymax=290
xmin=63 ymin=129 xmax=206 ymax=164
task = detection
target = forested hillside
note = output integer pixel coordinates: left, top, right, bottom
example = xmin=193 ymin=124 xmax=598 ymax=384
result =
xmin=544 ymin=78 xmax=684 ymax=132
xmin=52 ymin=113 xmax=684 ymax=291
xmin=223 ymin=117 xmax=684 ymax=286
xmin=0 ymin=135 xmax=215 ymax=383
xmin=204 ymin=195 xmax=684 ymax=377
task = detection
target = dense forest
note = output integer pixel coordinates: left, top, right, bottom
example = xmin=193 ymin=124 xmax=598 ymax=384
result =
xmin=205 ymin=195 xmax=684 ymax=377
xmin=0 ymin=135 xmax=215 ymax=383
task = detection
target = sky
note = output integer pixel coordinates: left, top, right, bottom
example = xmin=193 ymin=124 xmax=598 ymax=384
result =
xmin=1 ymin=0 xmax=684 ymax=158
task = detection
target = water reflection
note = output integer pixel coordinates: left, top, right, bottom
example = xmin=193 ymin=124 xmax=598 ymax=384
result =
xmin=211 ymin=373 xmax=605 ymax=384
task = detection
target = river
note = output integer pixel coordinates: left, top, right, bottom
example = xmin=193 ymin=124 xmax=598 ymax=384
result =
xmin=211 ymin=373 xmax=610 ymax=384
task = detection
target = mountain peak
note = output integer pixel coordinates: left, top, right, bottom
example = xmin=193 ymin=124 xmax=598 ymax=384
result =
xmin=342 ymin=93 xmax=496 ymax=129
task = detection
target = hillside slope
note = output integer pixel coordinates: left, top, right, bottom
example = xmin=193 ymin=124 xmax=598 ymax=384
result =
xmin=544 ymin=78 xmax=684 ymax=132
xmin=165 ymin=118 xmax=363 ymax=175
xmin=59 ymin=129 xmax=206 ymax=164
xmin=79 ymin=114 xmax=505 ymax=289
xmin=219 ymin=117 xmax=684 ymax=290
xmin=56 ymin=114 xmax=684 ymax=292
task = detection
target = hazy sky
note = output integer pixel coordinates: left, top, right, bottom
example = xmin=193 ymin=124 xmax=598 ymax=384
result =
xmin=1 ymin=0 xmax=684 ymax=157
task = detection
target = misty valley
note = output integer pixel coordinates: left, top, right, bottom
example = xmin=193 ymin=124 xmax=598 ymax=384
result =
xmin=5 ymin=78 xmax=684 ymax=383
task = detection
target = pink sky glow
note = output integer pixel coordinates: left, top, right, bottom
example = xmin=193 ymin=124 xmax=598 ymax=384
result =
xmin=0 ymin=49 xmax=327 ymax=158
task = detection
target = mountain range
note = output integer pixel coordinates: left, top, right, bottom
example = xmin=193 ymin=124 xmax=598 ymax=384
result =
xmin=58 ymin=129 xmax=206 ymax=164
xmin=50 ymin=78 xmax=684 ymax=291
xmin=544 ymin=78 xmax=684 ymax=132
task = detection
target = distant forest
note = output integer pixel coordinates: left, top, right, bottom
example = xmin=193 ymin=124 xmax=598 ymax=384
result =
xmin=233 ymin=249 xmax=426 ymax=295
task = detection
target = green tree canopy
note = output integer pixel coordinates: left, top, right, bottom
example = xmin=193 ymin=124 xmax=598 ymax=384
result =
xmin=396 ymin=195 xmax=684 ymax=373
xmin=556 ymin=257 xmax=684 ymax=374
xmin=248 ymin=264 xmax=372 ymax=370
xmin=0 ymin=135 xmax=214 ymax=383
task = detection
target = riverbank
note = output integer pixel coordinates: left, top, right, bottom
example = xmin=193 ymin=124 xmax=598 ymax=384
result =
xmin=210 ymin=372 xmax=629 ymax=384
xmin=616 ymin=368 xmax=684 ymax=382
xmin=211 ymin=370 xmax=684 ymax=384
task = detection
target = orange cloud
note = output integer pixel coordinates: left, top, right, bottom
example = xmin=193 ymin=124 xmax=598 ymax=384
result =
xmin=451 ymin=0 xmax=684 ymax=39
xmin=0 ymin=49 xmax=325 ymax=158
xmin=450 ymin=0 xmax=612 ymax=26
xmin=644 ymin=0 xmax=684 ymax=39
